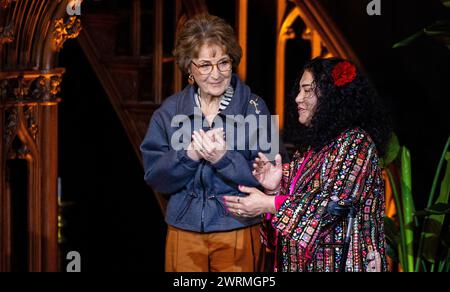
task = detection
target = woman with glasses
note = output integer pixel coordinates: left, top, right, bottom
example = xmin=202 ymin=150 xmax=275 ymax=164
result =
xmin=141 ymin=14 xmax=279 ymax=272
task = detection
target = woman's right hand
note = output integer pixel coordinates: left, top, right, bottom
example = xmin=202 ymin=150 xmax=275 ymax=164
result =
xmin=187 ymin=140 xmax=202 ymax=161
xmin=186 ymin=134 xmax=202 ymax=161
xmin=253 ymin=152 xmax=282 ymax=192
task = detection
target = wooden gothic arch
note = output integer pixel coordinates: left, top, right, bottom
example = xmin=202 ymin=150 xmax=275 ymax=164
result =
xmin=276 ymin=0 xmax=362 ymax=129
xmin=0 ymin=0 xmax=80 ymax=272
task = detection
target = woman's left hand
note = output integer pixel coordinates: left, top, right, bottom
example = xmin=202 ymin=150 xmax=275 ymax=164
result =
xmin=192 ymin=129 xmax=227 ymax=164
xmin=223 ymin=185 xmax=276 ymax=218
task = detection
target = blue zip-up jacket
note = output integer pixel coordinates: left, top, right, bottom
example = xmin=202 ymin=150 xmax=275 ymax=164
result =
xmin=141 ymin=75 xmax=278 ymax=232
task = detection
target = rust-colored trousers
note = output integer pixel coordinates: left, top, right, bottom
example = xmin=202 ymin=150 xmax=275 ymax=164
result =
xmin=165 ymin=225 xmax=264 ymax=272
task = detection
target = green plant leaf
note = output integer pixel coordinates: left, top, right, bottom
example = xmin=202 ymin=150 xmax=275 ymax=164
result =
xmin=427 ymin=139 xmax=450 ymax=208
xmin=415 ymin=203 xmax=450 ymax=216
xmin=421 ymin=218 xmax=444 ymax=263
xmin=394 ymin=20 xmax=450 ymax=50
xmin=421 ymin=150 xmax=450 ymax=265
xmin=416 ymin=210 xmax=450 ymax=216
xmin=386 ymin=168 xmax=408 ymax=270
xmin=416 ymin=137 xmax=450 ymax=271
xmin=400 ymin=147 xmax=415 ymax=272
xmin=393 ymin=30 xmax=425 ymax=49
xmin=414 ymin=210 xmax=428 ymax=217
xmin=424 ymin=20 xmax=450 ymax=47
xmin=382 ymin=133 xmax=400 ymax=167
xmin=442 ymin=0 xmax=450 ymax=8
xmin=426 ymin=203 xmax=450 ymax=215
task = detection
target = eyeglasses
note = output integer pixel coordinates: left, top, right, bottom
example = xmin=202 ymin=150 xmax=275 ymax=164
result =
xmin=191 ymin=59 xmax=233 ymax=75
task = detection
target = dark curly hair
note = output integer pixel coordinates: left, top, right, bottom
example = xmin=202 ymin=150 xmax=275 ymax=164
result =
xmin=284 ymin=57 xmax=392 ymax=156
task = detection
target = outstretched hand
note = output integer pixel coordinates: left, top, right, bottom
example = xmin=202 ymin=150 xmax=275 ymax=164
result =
xmin=253 ymin=152 xmax=282 ymax=192
xmin=223 ymin=185 xmax=276 ymax=218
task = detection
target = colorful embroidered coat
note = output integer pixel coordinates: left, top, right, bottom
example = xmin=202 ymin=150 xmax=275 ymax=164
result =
xmin=262 ymin=128 xmax=388 ymax=272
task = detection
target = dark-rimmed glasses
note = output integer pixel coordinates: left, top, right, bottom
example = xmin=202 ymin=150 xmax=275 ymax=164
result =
xmin=191 ymin=59 xmax=233 ymax=75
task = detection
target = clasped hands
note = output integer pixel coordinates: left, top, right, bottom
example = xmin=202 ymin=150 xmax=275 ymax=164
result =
xmin=187 ymin=128 xmax=227 ymax=164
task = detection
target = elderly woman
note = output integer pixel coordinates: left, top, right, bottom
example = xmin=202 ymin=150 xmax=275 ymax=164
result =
xmin=224 ymin=58 xmax=391 ymax=272
xmin=140 ymin=14 xmax=277 ymax=272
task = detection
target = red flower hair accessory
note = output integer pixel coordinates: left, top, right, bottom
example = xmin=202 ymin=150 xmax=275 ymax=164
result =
xmin=332 ymin=61 xmax=357 ymax=87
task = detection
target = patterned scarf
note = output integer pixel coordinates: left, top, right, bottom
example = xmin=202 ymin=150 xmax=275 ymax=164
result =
xmin=194 ymin=85 xmax=234 ymax=112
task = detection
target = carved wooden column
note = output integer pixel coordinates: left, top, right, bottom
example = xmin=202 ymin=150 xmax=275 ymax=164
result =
xmin=0 ymin=0 xmax=80 ymax=272
xmin=0 ymin=83 xmax=7 ymax=272
xmin=0 ymin=70 xmax=64 ymax=272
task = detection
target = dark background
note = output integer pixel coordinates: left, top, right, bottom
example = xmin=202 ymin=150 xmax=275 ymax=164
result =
xmin=57 ymin=0 xmax=450 ymax=271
